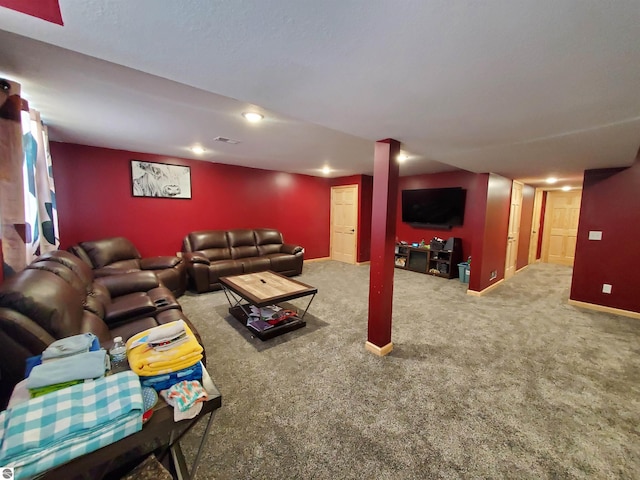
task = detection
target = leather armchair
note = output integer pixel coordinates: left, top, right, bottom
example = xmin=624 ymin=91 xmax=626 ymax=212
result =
xmin=69 ymin=237 xmax=187 ymax=297
xmin=182 ymin=228 xmax=304 ymax=293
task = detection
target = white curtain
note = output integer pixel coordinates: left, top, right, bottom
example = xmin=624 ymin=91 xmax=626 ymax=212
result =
xmin=0 ymin=77 xmax=59 ymax=278
xmin=22 ymin=104 xmax=59 ymax=261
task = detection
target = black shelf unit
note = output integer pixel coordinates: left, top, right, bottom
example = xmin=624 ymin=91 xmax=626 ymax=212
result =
xmin=394 ymin=238 xmax=462 ymax=279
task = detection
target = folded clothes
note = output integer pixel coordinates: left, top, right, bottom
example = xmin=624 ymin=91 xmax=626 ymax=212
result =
xmin=41 ymin=333 xmax=97 ymax=361
xmin=165 ymin=380 xmax=208 ymax=412
xmin=147 ymin=319 xmax=185 ymax=345
xmin=25 ymin=335 xmax=101 ymax=378
xmin=140 ymin=361 xmax=203 ymax=392
xmin=26 ymin=350 xmax=108 ymax=389
xmin=126 ymin=321 xmax=203 ymax=376
xmin=29 ymin=380 xmax=83 ymax=398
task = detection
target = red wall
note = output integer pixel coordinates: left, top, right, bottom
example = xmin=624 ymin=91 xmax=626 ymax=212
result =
xmin=570 ymin=160 xmax=640 ymax=313
xmin=517 ymin=184 xmax=535 ymax=270
xmin=50 ymin=142 xmax=331 ymax=259
xmin=470 ymin=174 xmax=512 ymax=292
xmin=330 ymin=175 xmax=373 ymax=263
xmin=396 ymin=170 xmax=480 ymax=261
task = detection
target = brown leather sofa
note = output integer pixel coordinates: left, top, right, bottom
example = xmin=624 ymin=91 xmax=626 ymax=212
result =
xmin=0 ymin=250 xmax=201 ymax=410
xmin=69 ymin=237 xmax=187 ymax=297
xmin=182 ymin=228 xmax=304 ymax=293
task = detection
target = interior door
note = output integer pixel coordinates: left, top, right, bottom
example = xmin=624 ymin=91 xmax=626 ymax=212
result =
xmin=330 ymin=185 xmax=358 ymax=264
xmin=504 ymin=181 xmax=523 ymax=280
xmin=541 ymin=190 xmax=582 ymax=266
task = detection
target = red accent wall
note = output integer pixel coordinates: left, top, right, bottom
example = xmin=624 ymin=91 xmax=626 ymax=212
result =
xmin=396 ymin=170 xmax=480 ymax=262
xmin=570 ymin=160 xmax=640 ymax=313
xmin=517 ymin=184 xmax=535 ymax=270
xmin=50 ymin=142 xmax=331 ymax=259
xmin=330 ymin=175 xmax=373 ymax=263
xmin=0 ymin=0 xmax=63 ymax=25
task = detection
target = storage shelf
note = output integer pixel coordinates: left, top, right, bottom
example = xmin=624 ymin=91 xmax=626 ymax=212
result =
xmin=394 ymin=239 xmax=462 ymax=279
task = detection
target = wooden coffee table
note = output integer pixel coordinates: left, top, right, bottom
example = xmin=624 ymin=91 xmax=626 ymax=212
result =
xmin=220 ymin=271 xmax=317 ymax=340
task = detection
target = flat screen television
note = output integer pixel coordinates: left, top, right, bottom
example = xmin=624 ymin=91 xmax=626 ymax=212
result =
xmin=401 ymin=187 xmax=467 ymax=228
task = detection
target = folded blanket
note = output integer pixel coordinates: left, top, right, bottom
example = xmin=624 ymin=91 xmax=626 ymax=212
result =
xmin=26 ymin=350 xmax=108 ymax=389
xmin=147 ymin=319 xmax=186 ymax=345
xmin=41 ymin=333 xmax=97 ymax=361
xmin=140 ymin=361 xmax=203 ymax=392
xmin=126 ymin=321 xmax=203 ymax=376
xmin=29 ymin=380 xmax=84 ymax=398
xmin=0 ymin=371 xmax=142 ymax=480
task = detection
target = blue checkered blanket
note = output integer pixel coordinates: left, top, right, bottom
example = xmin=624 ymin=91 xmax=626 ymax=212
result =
xmin=0 ymin=371 xmax=142 ymax=480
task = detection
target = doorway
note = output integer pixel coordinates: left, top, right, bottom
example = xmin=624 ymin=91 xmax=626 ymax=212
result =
xmin=540 ymin=190 xmax=582 ymax=266
xmin=505 ymin=181 xmax=523 ymax=280
xmin=330 ymin=185 xmax=358 ymax=264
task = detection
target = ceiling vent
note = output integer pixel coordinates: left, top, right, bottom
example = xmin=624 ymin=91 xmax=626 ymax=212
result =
xmin=213 ymin=136 xmax=241 ymax=144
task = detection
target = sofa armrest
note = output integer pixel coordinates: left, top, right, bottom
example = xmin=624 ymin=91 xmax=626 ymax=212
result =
xmin=93 ymin=267 xmax=139 ymax=278
xmin=183 ymin=251 xmax=211 ymax=265
xmin=140 ymin=256 xmax=183 ymax=270
xmin=95 ymin=271 xmax=160 ymax=297
xmin=281 ymin=244 xmax=304 ymax=255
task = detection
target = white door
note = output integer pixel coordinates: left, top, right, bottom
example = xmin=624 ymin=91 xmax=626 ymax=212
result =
xmin=504 ymin=181 xmax=523 ymax=280
xmin=542 ymin=190 xmax=582 ymax=266
xmin=330 ymin=185 xmax=358 ymax=264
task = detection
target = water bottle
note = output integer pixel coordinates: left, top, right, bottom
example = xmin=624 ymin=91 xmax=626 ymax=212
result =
xmin=109 ymin=336 xmax=129 ymax=373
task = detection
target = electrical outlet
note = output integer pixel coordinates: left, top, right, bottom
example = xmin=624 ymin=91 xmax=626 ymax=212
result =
xmin=588 ymin=231 xmax=603 ymax=241
xmin=489 ymin=270 xmax=497 ymax=280
xmin=602 ymin=284 xmax=612 ymax=294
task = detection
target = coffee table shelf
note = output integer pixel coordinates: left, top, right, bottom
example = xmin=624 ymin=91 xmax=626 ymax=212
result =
xmin=220 ymin=271 xmax=317 ymax=341
xmin=228 ymin=304 xmax=306 ymax=340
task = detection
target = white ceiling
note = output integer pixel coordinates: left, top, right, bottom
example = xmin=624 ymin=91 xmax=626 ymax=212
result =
xmin=1 ymin=0 xmax=639 ymax=186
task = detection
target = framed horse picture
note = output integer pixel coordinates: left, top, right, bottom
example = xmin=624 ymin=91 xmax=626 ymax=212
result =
xmin=131 ymin=160 xmax=191 ymax=199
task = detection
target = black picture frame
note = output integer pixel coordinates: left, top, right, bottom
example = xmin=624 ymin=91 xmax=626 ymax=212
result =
xmin=131 ymin=160 xmax=191 ymax=199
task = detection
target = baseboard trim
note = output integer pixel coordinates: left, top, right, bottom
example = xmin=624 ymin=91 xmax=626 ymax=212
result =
xmin=515 ymin=264 xmax=529 ymax=273
xmin=568 ymin=299 xmax=640 ymax=320
xmin=356 ymin=261 xmax=370 ymax=266
xmin=365 ymin=341 xmax=394 ymax=356
xmin=305 ymin=257 xmax=331 ymax=263
xmin=467 ymin=279 xmax=504 ymax=297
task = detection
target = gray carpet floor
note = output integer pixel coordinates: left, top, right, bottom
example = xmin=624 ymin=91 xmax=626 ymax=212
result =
xmin=177 ymin=261 xmax=640 ymax=479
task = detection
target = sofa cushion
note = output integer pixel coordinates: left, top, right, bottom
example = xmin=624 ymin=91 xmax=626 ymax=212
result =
xmin=227 ymin=230 xmax=259 ymax=259
xmin=208 ymin=260 xmax=244 ymax=281
xmin=185 ymin=231 xmax=231 ymax=260
xmin=255 ymin=228 xmax=284 ymax=256
xmin=80 ymin=237 xmax=142 ymax=268
xmin=0 ymin=269 xmax=85 ymax=339
xmin=242 ymin=257 xmax=271 ymax=273
xmin=37 ymin=251 xmax=95 ymax=289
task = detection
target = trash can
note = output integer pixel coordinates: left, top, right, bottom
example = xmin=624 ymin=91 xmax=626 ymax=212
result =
xmin=457 ymin=262 xmax=470 ymax=284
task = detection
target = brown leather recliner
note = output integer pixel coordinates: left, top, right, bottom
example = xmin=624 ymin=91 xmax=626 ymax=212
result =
xmin=69 ymin=237 xmax=187 ymax=297
xmin=182 ymin=228 xmax=304 ymax=293
xmin=0 ymin=250 xmax=201 ymax=410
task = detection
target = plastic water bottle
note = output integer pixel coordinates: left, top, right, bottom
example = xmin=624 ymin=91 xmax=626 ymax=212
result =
xmin=109 ymin=336 xmax=129 ymax=373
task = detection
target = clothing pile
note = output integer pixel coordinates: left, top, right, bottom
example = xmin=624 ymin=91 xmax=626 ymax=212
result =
xmin=0 ymin=371 xmax=143 ymax=480
xmin=126 ymin=320 xmax=208 ymax=420
xmin=25 ymin=333 xmax=109 ymax=398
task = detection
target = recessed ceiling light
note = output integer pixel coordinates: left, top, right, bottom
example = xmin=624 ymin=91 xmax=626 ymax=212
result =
xmin=321 ymin=166 xmax=331 ymax=175
xmin=561 ymin=186 xmax=571 ymax=191
xmin=242 ymin=112 xmax=264 ymax=123
xmin=546 ymin=177 xmax=558 ymax=184
xmin=191 ymin=145 xmax=205 ymax=154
